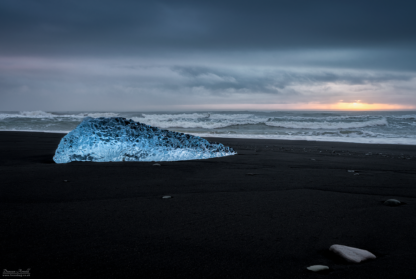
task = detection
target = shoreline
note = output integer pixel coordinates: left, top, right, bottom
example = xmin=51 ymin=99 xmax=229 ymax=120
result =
xmin=1 ymin=131 xmax=416 ymax=278
xmin=3 ymin=129 xmax=416 ymax=147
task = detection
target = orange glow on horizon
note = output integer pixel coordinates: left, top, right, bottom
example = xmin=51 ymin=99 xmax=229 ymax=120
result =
xmin=313 ymin=102 xmax=415 ymax=111
xmin=176 ymin=102 xmax=416 ymax=111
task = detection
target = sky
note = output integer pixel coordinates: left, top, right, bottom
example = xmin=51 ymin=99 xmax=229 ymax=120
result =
xmin=1 ymin=0 xmax=416 ymax=111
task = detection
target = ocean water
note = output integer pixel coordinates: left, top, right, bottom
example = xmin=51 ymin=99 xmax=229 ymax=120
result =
xmin=1 ymin=110 xmax=416 ymax=145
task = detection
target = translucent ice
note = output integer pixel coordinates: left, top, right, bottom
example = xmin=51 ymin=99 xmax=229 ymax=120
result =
xmin=53 ymin=117 xmax=236 ymax=164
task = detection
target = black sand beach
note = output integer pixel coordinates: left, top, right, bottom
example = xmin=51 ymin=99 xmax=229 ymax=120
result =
xmin=1 ymin=131 xmax=416 ymax=278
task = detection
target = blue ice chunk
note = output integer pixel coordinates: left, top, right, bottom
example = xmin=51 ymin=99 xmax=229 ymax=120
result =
xmin=53 ymin=117 xmax=236 ymax=164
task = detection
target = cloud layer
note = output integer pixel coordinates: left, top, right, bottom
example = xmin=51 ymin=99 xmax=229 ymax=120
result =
xmin=1 ymin=0 xmax=416 ymax=110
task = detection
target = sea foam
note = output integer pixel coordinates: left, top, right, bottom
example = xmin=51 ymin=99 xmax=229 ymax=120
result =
xmin=2 ymin=111 xmax=416 ymax=146
xmin=0 ymin=111 xmax=119 ymax=119
xmin=265 ymin=118 xmax=388 ymax=129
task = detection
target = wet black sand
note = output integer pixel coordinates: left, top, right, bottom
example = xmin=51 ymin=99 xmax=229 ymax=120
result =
xmin=1 ymin=131 xmax=416 ymax=278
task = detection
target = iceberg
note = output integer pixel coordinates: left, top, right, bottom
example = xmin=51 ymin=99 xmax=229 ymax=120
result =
xmin=53 ymin=117 xmax=236 ymax=164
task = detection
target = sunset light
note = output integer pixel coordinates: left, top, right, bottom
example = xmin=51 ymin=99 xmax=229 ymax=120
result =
xmin=178 ymin=102 xmax=416 ymax=111
xmin=320 ymin=102 xmax=415 ymax=111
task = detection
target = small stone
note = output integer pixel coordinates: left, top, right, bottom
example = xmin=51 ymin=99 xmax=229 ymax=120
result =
xmin=153 ymin=163 xmax=161 ymax=166
xmin=354 ymin=173 xmax=360 ymax=176
xmin=162 ymin=196 xmax=172 ymax=199
xmin=347 ymin=170 xmax=355 ymax=172
xmin=329 ymin=244 xmax=376 ymax=263
xmin=63 ymin=180 xmax=69 ymax=182
xmin=307 ymin=265 xmax=329 ymax=272
xmin=384 ymin=199 xmax=401 ymax=206
xmin=311 ymin=158 xmax=316 ymax=161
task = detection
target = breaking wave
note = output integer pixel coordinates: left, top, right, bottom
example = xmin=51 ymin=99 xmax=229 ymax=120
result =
xmin=0 ymin=111 xmax=119 ymax=119
xmin=265 ymin=118 xmax=388 ymax=129
xmin=1 ymin=110 xmax=416 ymax=145
xmin=134 ymin=113 xmax=267 ymax=129
xmin=137 ymin=113 xmax=389 ymax=130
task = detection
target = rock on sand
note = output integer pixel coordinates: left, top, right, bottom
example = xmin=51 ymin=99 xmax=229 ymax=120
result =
xmin=329 ymin=244 xmax=376 ymax=263
xmin=307 ymin=265 xmax=329 ymax=272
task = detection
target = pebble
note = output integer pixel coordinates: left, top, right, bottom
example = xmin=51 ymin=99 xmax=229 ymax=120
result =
xmin=162 ymin=196 xmax=172 ymax=199
xmin=307 ymin=265 xmax=329 ymax=272
xmin=354 ymin=173 xmax=360 ymax=176
xmin=63 ymin=180 xmax=69 ymax=182
xmin=153 ymin=163 xmax=161 ymax=166
xmin=329 ymin=244 xmax=376 ymax=263
xmin=384 ymin=199 xmax=401 ymax=206
xmin=347 ymin=170 xmax=355 ymax=172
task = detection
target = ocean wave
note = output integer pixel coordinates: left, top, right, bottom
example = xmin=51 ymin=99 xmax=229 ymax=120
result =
xmin=142 ymin=113 xmax=212 ymax=120
xmin=142 ymin=113 xmax=375 ymax=121
xmin=2 ymin=110 xmax=416 ymax=146
xmin=268 ymin=115 xmax=372 ymax=121
xmin=137 ymin=113 xmax=269 ymax=129
xmin=0 ymin=111 xmax=56 ymax=119
xmin=141 ymin=113 xmax=261 ymax=121
xmin=136 ymin=113 xmax=388 ymax=130
xmin=389 ymin=114 xmax=416 ymax=120
xmin=76 ymin=112 xmax=119 ymax=118
xmin=20 ymin=111 xmax=56 ymax=118
xmin=133 ymin=117 xmax=264 ymax=129
xmin=265 ymin=118 xmax=388 ymax=129
xmin=0 ymin=111 xmax=119 ymax=119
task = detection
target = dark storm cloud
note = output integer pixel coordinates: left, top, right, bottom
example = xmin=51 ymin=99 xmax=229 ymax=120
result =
xmin=172 ymin=66 xmax=413 ymax=94
xmin=1 ymin=0 xmax=415 ymax=56
xmin=1 ymin=59 xmax=413 ymax=109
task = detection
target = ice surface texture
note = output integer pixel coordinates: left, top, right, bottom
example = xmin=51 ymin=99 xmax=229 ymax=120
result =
xmin=53 ymin=117 xmax=236 ymax=164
